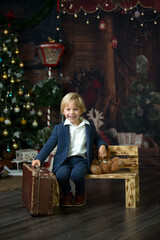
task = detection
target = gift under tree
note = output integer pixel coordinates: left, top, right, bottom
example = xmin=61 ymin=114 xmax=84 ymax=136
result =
xmin=0 ymin=21 xmax=42 ymax=153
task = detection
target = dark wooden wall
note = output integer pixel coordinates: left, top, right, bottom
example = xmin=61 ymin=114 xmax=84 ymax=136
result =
xmin=61 ymin=11 xmax=160 ymax=131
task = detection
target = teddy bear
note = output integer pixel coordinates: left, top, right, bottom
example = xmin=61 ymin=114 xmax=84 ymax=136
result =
xmin=90 ymin=156 xmax=125 ymax=175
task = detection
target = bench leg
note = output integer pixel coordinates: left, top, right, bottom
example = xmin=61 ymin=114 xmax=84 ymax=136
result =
xmin=136 ymin=174 xmax=140 ymax=202
xmin=125 ymin=178 xmax=136 ymax=208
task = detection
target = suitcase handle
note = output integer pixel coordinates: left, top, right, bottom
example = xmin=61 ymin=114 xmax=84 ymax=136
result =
xmin=35 ymin=163 xmax=40 ymax=170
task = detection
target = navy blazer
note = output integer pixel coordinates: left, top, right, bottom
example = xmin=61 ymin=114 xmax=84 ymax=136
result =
xmin=35 ymin=121 xmax=107 ymax=173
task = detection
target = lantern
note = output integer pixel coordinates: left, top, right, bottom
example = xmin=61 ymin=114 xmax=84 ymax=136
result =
xmin=36 ymin=39 xmax=65 ymax=128
xmin=36 ymin=40 xmax=65 ymax=77
xmin=99 ymin=20 xmax=106 ymax=31
xmin=111 ymin=37 xmax=118 ymax=48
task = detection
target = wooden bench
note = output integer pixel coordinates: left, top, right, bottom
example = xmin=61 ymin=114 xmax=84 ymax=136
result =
xmin=86 ymin=145 xmax=140 ymax=208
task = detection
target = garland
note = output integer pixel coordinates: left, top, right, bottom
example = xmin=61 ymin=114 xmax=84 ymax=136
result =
xmin=0 ymin=0 xmax=56 ymax=31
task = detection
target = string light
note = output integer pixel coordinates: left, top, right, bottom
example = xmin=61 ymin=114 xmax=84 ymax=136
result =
xmin=61 ymin=1 xmax=160 ymax=27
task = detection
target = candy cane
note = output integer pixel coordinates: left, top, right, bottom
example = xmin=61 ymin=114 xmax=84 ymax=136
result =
xmin=47 ymin=106 xmax=50 ymax=128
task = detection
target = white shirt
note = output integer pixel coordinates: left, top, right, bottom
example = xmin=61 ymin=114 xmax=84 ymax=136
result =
xmin=64 ymin=118 xmax=90 ymax=158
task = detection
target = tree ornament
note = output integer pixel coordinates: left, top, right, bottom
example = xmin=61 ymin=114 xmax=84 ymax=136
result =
xmin=4 ymin=118 xmax=11 ymax=126
xmin=3 ymin=29 xmax=9 ymax=35
xmin=21 ymin=118 xmax=27 ymax=125
xmin=14 ymin=37 xmax=18 ymax=43
xmin=37 ymin=109 xmax=43 ymax=117
xmin=15 ymin=48 xmax=19 ymax=54
xmin=2 ymin=44 xmax=8 ymax=52
xmin=3 ymin=106 xmax=9 ymax=113
xmin=2 ymin=129 xmax=8 ymax=136
xmin=0 ymin=116 xmax=4 ymax=123
xmin=2 ymin=72 xmax=8 ymax=79
xmin=6 ymin=146 xmax=11 ymax=153
xmin=16 ymin=79 xmax=21 ymax=83
xmin=30 ymin=109 xmax=35 ymax=115
xmin=5 ymin=9 xmax=15 ymax=23
xmin=19 ymin=62 xmax=24 ymax=68
xmin=11 ymin=58 xmax=16 ymax=64
xmin=0 ymin=57 xmax=3 ymax=63
xmin=32 ymin=120 xmax=38 ymax=127
xmin=10 ymin=77 xmax=15 ymax=84
xmin=14 ymin=106 xmax=20 ymax=113
xmin=18 ymin=88 xmax=23 ymax=95
xmin=26 ymin=102 xmax=31 ymax=110
xmin=13 ymin=131 xmax=20 ymax=138
xmin=8 ymin=92 xmax=13 ymax=97
xmin=12 ymin=142 xmax=18 ymax=149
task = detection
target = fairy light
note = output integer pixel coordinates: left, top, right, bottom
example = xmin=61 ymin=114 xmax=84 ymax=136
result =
xmin=74 ymin=13 xmax=78 ymax=18
xmin=97 ymin=15 xmax=100 ymax=19
xmin=86 ymin=19 xmax=89 ymax=24
xmin=84 ymin=12 xmax=87 ymax=16
xmin=154 ymin=21 xmax=157 ymax=24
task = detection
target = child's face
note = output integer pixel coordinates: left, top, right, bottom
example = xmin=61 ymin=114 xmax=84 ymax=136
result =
xmin=63 ymin=100 xmax=82 ymax=125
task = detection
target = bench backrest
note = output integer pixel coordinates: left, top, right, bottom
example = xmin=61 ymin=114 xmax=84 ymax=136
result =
xmin=108 ymin=145 xmax=139 ymax=173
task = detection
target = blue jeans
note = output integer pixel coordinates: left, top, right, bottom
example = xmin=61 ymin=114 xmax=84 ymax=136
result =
xmin=55 ymin=156 xmax=88 ymax=195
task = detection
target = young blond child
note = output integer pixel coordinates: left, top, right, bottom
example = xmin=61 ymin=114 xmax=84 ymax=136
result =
xmin=32 ymin=92 xmax=108 ymax=207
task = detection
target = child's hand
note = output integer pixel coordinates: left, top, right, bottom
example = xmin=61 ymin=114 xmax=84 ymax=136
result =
xmin=98 ymin=145 xmax=107 ymax=159
xmin=32 ymin=159 xmax=41 ymax=168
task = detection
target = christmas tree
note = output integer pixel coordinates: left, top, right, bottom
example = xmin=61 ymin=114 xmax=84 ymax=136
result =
xmin=0 ymin=23 xmax=42 ymax=153
xmin=122 ymin=55 xmax=160 ymax=144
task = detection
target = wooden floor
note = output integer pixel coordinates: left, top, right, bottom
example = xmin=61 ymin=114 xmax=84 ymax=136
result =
xmin=0 ymin=164 xmax=160 ymax=240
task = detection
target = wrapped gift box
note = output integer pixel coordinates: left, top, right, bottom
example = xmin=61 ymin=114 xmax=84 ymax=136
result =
xmin=16 ymin=149 xmax=38 ymax=161
xmin=117 ymin=133 xmax=143 ymax=146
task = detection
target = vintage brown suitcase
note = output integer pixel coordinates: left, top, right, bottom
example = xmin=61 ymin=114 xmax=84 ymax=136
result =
xmin=22 ymin=163 xmax=59 ymax=216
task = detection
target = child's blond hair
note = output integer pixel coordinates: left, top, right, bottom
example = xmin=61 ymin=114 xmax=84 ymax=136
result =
xmin=60 ymin=92 xmax=86 ymax=114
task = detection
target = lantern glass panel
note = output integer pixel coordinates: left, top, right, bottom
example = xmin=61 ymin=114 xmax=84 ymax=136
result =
xmin=44 ymin=48 xmax=62 ymax=65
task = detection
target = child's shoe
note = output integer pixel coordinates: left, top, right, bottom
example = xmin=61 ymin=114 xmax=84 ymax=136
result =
xmin=74 ymin=193 xmax=86 ymax=206
xmin=62 ymin=192 xmax=73 ymax=207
